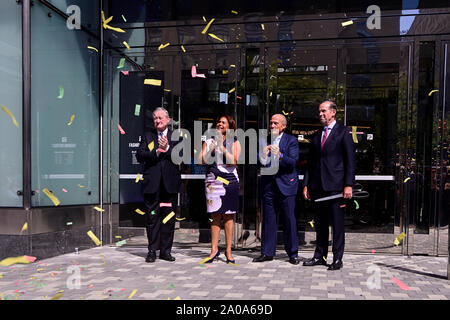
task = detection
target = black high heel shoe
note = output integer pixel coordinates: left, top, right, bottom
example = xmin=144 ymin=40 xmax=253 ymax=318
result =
xmin=225 ymin=253 xmax=235 ymax=264
xmin=204 ymin=250 xmax=220 ymax=263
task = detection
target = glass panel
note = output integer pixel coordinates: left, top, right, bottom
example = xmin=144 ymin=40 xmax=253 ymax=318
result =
xmin=31 ymin=1 xmax=100 ymax=206
xmin=0 ymin=0 xmax=22 ymax=207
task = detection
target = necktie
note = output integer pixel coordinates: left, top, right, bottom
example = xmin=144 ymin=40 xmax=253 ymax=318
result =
xmin=321 ymin=127 xmax=328 ymax=149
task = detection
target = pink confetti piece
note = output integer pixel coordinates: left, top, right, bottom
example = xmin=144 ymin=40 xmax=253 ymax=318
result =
xmin=340 ymin=204 xmax=346 ymax=208
xmin=121 ymin=71 xmax=129 ymax=76
xmin=24 ymin=256 xmax=37 ymax=263
xmin=392 ymin=278 xmax=410 ymax=290
xmin=118 ymin=124 xmax=126 ymax=135
xmin=371 ymin=249 xmax=376 ymax=253
xmin=159 ymin=203 xmax=172 ymax=207
xmin=191 ymin=65 xmax=206 ymax=78
xmin=62 ymin=188 xmax=68 ymax=193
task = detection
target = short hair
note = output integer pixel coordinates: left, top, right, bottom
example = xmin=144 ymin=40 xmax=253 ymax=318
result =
xmin=216 ymin=114 xmax=237 ymax=130
xmin=321 ymin=100 xmax=337 ymax=111
xmin=272 ymin=114 xmax=287 ymax=126
xmin=153 ymin=107 xmax=169 ymax=118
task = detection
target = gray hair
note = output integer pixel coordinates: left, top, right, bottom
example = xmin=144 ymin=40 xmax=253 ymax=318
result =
xmin=321 ymin=100 xmax=337 ymax=111
xmin=153 ymin=107 xmax=170 ymax=118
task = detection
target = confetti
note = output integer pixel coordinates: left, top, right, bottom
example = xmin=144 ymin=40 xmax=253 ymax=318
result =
xmin=62 ymin=188 xmax=68 ymax=193
xmin=123 ymin=41 xmax=130 ymax=50
xmin=151 ymin=210 xmax=156 ymax=215
xmin=162 ymin=211 xmax=175 ymax=224
xmin=67 ymin=114 xmax=75 ymax=126
xmin=144 ymin=79 xmax=162 ymax=86
xmin=87 ymin=230 xmax=101 ymax=246
xmin=199 ymin=257 xmax=211 ymax=264
xmin=191 ymin=65 xmax=206 ymax=78
xmin=208 ymin=33 xmax=224 ymax=42
xmin=66 ymin=222 xmax=73 ymax=225
xmin=50 ymin=292 xmax=63 ymax=300
xmin=135 ymin=173 xmax=143 ymax=183
xmin=352 ymin=126 xmax=358 ymax=143
xmin=201 ymin=18 xmax=215 ymax=34
xmin=158 ymin=43 xmax=170 ymax=51
xmin=121 ymin=71 xmax=129 ymax=76
xmin=78 ymin=184 xmax=85 ymax=188
xmin=42 ymin=188 xmax=60 ymax=206
xmin=202 ymin=16 xmax=207 ymax=22
xmin=115 ymin=240 xmax=127 ymax=247
xmin=354 ymin=200 xmax=359 ymax=210
xmin=128 ymin=289 xmax=137 ymax=299
xmin=99 ymin=254 xmax=106 ymax=266
xmin=341 ymin=20 xmax=354 ymax=27
xmin=428 ymin=89 xmax=438 ymax=96
xmin=174 ymin=296 xmax=181 ymax=300
xmin=57 ymin=86 xmax=64 ymax=99
xmin=394 ymin=232 xmax=406 ymax=246
xmin=121 ymin=14 xmax=127 ymax=22
xmin=231 ymin=10 xmax=238 ymax=14
xmin=148 ymin=141 xmax=154 ymax=151
xmin=322 ymin=256 xmax=327 ymax=262
xmin=371 ymin=249 xmax=376 ymax=253
xmin=181 ymin=45 xmax=186 ymax=52
xmin=87 ymin=46 xmax=98 ymax=52
xmin=1 ymin=105 xmax=19 ymax=127
xmin=216 ymin=176 xmax=229 ymax=185
xmin=282 ymin=110 xmax=289 ymax=115
xmin=404 ymin=177 xmax=411 ymax=183
xmin=308 ymin=220 xmax=314 ymax=228
xmin=0 ymin=256 xmax=36 ymax=267
xmin=135 ymin=208 xmax=146 ymax=215
xmin=392 ymin=278 xmax=410 ymax=290
xmin=93 ymin=206 xmax=105 ymax=212
xmin=117 ymin=58 xmax=125 ymax=69
xmin=160 ymin=202 xmax=172 ymax=207
xmin=118 ymin=124 xmax=126 ymax=134
xmin=134 ymin=104 xmax=141 ymax=116
xmin=261 ymin=23 xmax=265 ymax=30
xmin=176 ymin=217 xmax=186 ymax=221
xmin=20 ymin=222 xmax=28 ymax=233
xmin=115 ymin=236 xmax=122 ymax=238
xmin=228 ymin=87 xmax=235 ymax=94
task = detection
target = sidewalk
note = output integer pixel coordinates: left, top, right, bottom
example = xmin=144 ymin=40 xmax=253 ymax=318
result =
xmin=0 ymin=228 xmax=449 ymax=300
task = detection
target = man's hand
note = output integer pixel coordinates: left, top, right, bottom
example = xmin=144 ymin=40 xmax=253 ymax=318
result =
xmin=303 ymin=186 xmax=310 ymax=200
xmin=343 ymin=186 xmax=352 ymax=199
xmin=262 ymin=145 xmax=271 ymax=159
xmin=270 ymin=145 xmax=280 ymax=158
xmin=158 ymin=136 xmax=168 ymax=150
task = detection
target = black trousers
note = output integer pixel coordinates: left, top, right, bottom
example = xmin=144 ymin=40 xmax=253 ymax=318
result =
xmin=144 ymin=182 xmax=177 ymax=255
xmin=311 ymin=188 xmax=345 ymax=262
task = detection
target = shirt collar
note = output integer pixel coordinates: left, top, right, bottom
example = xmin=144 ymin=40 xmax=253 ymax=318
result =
xmin=158 ymin=128 xmax=168 ymax=136
xmin=324 ymin=120 xmax=336 ymax=130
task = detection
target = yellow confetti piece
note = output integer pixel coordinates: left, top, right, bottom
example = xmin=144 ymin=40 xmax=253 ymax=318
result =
xmin=428 ymin=89 xmax=438 ymax=96
xmin=199 ymin=257 xmax=211 ymax=264
xmin=135 ymin=208 xmax=146 ymax=215
xmin=128 ymin=289 xmax=137 ymax=299
xmin=216 ymin=176 xmax=229 ymax=185
xmin=231 ymin=10 xmax=238 ymax=14
xmin=77 ymin=184 xmax=85 ymax=188
xmin=202 ymin=18 xmax=215 ymax=34
xmin=87 ymin=46 xmax=98 ymax=52
xmin=394 ymin=232 xmax=406 ymax=246
xmin=99 ymin=254 xmax=106 ymax=266
xmin=158 ymin=43 xmax=170 ymax=51
xmin=176 ymin=217 xmax=186 ymax=221
xmin=282 ymin=110 xmax=289 ymax=115
xmin=123 ymin=41 xmax=130 ymax=50
xmin=115 ymin=235 xmax=122 ymax=238
xmin=228 ymin=262 xmax=240 ymax=266
xmin=135 ymin=173 xmax=143 ymax=183
xmin=228 ymin=87 xmax=235 ymax=94
xmin=308 ymin=220 xmax=314 ymax=228
xmin=261 ymin=23 xmax=265 ymax=30
xmin=42 ymin=188 xmax=60 ymax=206
xmin=67 ymin=114 xmax=75 ymax=126
xmin=1 ymin=105 xmax=19 ymax=127
xmin=208 ymin=33 xmax=224 ymax=42
xmin=87 ymin=230 xmax=101 ymax=246
xmin=50 ymin=293 xmax=63 ymax=300
xmin=163 ymin=211 xmax=175 ymax=224
xmin=20 ymin=222 xmax=28 ymax=233
xmin=230 ymin=64 xmax=236 ymax=68
xmin=0 ymin=256 xmax=35 ymax=267
xmin=404 ymin=177 xmax=411 ymax=183
xmin=104 ymin=25 xmax=125 ymax=33
xmin=93 ymin=206 xmax=105 ymax=212
xmin=202 ymin=16 xmax=207 ymax=22
xmin=174 ymin=296 xmax=181 ymax=300
xmin=352 ymin=126 xmax=358 ymax=143
xmin=322 ymin=256 xmax=327 ymax=262
xmin=144 ymin=79 xmax=162 ymax=86
xmin=341 ymin=20 xmax=353 ymax=27
xmin=181 ymin=45 xmax=186 ymax=52
xmin=148 ymin=141 xmax=155 ymax=151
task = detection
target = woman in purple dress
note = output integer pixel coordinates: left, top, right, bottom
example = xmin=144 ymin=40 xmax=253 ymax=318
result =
xmin=199 ymin=115 xmax=241 ymax=264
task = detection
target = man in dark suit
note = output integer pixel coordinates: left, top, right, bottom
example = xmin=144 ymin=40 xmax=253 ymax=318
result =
xmin=136 ymin=107 xmax=182 ymax=263
xmin=302 ymin=101 xmax=355 ymax=270
xmin=253 ymin=114 xmax=300 ymax=265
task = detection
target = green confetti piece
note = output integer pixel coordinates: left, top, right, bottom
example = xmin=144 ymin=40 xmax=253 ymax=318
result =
xmin=151 ymin=210 xmax=156 ymax=215
xmin=209 ymin=218 xmax=213 ymax=222
xmin=115 ymin=240 xmax=127 ymax=247
xmin=354 ymin=200 xmax=359 ymax=210
xmin=117 ymin=58 xmax=125 ymax=69
xmin=57 ymin=86 xmax=64 ymax=99
xmin=134 ymin=104 xmax=141 ymax=116
xmin=121 ymin=14 xmax=127 ymax=22
xmin=66 ymin=222 xmax=73 ymax=226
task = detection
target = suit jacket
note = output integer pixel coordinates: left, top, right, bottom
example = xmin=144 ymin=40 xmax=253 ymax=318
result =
xmin=261 ymin=132 xmax=299 ymax=196
xmin=302 ymin=122 xmax=355 ymax=192
xmin=136 ymin=128 xmax=182 ymax=194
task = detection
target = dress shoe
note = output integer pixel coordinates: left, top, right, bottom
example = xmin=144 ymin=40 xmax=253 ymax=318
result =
xmin=204 ymin=250 xmax=220 ymax=264
xmin=159 ymin=253 xmax=176 ymax=262
xmin=252 ymin=254 xmax=273 ymax=262
xmin=145 ymin=251 xmax=156 ymax=263
xmin=327 ymin=260 xmax=343 ymax=271
xmin=225 ymin=252 xmax=236 ymax=264
xmin=288 ymin=257 xmax=299 ymax=265
xmin=302 ymin=257 xmax=327 ymax=266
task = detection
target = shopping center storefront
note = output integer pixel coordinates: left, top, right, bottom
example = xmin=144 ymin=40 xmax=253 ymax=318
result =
xmin=0 ymin=1 xmax=448 ymax=271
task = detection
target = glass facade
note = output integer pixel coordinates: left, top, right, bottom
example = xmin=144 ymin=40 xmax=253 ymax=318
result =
xmin=0 ymin=0 xmax=448 ymax=262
